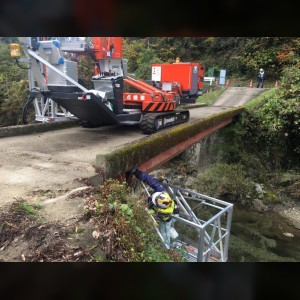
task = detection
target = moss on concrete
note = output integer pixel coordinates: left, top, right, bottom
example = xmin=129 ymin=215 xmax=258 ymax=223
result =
xmin=0 ymin=120 xmax=79 ymax=138
xmin=180 ymin=103 xmax=207 ymax=109
xmin=96 ymin=107 xmax=244 ymax=179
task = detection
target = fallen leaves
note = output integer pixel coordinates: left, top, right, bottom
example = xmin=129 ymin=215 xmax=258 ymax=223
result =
xmin=0 ymin=201 xmax=96 ymax=262
xmin=92 ymin=231 xmax=100 ymax=239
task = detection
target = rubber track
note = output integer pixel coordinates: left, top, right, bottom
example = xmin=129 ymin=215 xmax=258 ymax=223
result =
xmin=140 ymin=113 xmax=158 ymax=134
xmin=140 ymin=111 xmax=189 ymax=134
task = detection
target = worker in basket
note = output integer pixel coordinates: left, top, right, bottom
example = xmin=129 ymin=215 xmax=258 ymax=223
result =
xmin=127 ymin=167 xmax=179 ymax=249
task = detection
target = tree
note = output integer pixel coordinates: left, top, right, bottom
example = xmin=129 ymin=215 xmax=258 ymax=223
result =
xmin=0 ymin=39 xmax=28 ymax=126
xmin=135 ymin=48 xmax=163 ymax=79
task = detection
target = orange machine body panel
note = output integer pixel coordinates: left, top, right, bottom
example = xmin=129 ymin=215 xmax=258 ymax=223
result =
xmin=152 ymin=62 xmax=205 ymax=95
xmin=123 ymin=93 xmax=176 ymax=112
xmin=92 ymin=37 xmax=122 ymax=59
xmin=123 ymin=77 xmax=176 ymax=112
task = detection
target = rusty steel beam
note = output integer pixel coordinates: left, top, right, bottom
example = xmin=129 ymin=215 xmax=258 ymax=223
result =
xmin=139 ymin=118 xmax=233 ymax=173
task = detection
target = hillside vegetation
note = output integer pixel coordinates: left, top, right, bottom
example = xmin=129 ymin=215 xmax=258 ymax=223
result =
xmin=1 ymin=37 xmax=300 ymax=126
xmin=0 ymin=37 xmax=299 ymax=262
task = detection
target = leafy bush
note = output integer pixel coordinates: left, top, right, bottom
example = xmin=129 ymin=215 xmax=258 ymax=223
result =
xmin=0 ymin=79 xmax=30 ymax=126
xmin=84 ymin=179 xmax=183 ymax=262
xmin=135 ymin=48 xmax=163 ymax=80
xmin=0 ymin=39 xmax=29 ymax=126
xmin=192 ymin=163 xmax=254 ymax=202
xmin=240 ymin=65 xmax=300 ymax=169
xmin=77 ymin=55 xmax=94 ymax=89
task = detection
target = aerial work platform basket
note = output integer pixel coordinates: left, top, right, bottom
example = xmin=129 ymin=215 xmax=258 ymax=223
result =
xmin=140 ymin=181 xmax=233 ymax=262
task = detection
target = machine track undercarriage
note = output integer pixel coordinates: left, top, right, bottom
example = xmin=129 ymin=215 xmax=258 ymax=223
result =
xmin=139 ymin=110 xmax=190 ymax=134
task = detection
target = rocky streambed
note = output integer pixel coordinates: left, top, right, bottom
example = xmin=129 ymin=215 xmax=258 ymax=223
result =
xmin=151 ymin=166 xmax=300 ymax=262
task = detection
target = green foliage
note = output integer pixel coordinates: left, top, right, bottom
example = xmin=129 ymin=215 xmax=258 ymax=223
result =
xmin=84 ymin=179 xmax=183 ymax=262
xmin=77 ymin=55 xmax=94 ymax=89
xmin=213 ymin=125 xmax=274 ymax=183
xmin=123 ymin=38 xmax=147 ymax=74
xmin=99 ymin=179 xmax=130 ymax=203
xmin=135 ymin=48 xmax=163 ymax=79
xmin=277 ymin=63 xmax=300 ymax=99
xmin=124 ymin=37 xmax=300 ymax=81
xmin=152 ymin=37 xmax=206 ymax=62
xmin=0 ymin=40 xmax=27 ymax=82
xmin=0 ymin=79 xmax=30 ymax=126
xmin=0 ymin=39 xmax=29 ymax=126
xmin=241 ymin=66 xmax=300 ymax=169
xmin=75 ymin=226 xmax=85 ymax=234
xmin=120 ymin=203 xmax=132 ymax=216
xmin=208 ymin=69 xmax=299 ymax=205
xmin=244 ymin=88 xmax=276 ymax=110
xmin=18 ymin=201 xmax=43 ymax=216
xmin=192 ymin=163 xmax=254 ymax=201
xmin=198 ymin=87 xmax=226 ymax=105
xmin=213 ymin=69 xmax=299 ymax=173
xmin=123 ymin=38 xmax=164 ymax=79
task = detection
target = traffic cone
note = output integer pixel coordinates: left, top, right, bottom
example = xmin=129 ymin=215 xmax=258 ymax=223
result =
xmin=249 ymin=80 xmax=253 ymax=88
xmin=275 ymin=81 xmax=278 ymax=87
xmin=225 ymin=80 xmax=229 ymax=87
xmin=94 ymin=63 xmax=100 ymax=76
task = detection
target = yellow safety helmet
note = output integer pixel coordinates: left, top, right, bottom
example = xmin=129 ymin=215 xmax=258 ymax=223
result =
xmin=152 ymin=191 xmax=172 ymax=209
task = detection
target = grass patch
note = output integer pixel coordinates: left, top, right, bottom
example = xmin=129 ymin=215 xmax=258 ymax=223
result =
xmin=244 ymin=87 xmax=277 ymax=110
xmin=192 ymin=163 xmax=254 ymax=203
xmin=18 ymin=202 xmax=43 ymax=216
xmin=197 ymin=87 xmax=226 ymax=105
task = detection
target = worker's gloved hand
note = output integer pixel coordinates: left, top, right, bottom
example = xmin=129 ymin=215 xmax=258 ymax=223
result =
xmin=148 ymin=202 xmax=154 ymax=210
xmin=131 ymin=167 xmax=141 ymax=178
xmin=158 ymin=175 xmax=168 ymax=184
xmin=161 ymin=178 xmax=169 ymax=184
xmin=125 ymin=165 xmax=141 ymax=182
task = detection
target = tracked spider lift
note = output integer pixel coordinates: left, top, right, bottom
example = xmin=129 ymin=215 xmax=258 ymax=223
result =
xmin=11 ymin=37 xmax=189 ymax=134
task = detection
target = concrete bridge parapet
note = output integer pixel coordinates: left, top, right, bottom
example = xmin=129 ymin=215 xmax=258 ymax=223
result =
xmin=95 ymin=106 xmax=244 ymax=180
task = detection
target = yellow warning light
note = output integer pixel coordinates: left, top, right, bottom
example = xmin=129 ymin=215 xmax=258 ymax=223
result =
xmin=10 ymin=43 xmax=21 ymax=58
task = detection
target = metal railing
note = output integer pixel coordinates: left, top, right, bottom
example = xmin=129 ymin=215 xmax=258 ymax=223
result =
xmin=140 ymin=181 xmax=233 ymax=262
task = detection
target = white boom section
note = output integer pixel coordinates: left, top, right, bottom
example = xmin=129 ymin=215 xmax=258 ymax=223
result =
xmin=18 ymin=37 xmax=107 ymax=123
xmin=27 ymin=49 xmax=88 ymax=92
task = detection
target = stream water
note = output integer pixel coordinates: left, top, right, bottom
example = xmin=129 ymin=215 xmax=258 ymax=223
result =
xmin=157 ymin=154 xmax=300 ymax=262
xmin=228 ymin=206 xmax=300 ymax=262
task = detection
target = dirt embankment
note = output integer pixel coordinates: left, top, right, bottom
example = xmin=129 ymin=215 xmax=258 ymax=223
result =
xmin=0 ymin=178 xmax=105 ymax=262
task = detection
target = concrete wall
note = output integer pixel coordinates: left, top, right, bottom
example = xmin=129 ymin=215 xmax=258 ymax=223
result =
xmin=182 ymin=132 xmax=219 ymax=171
